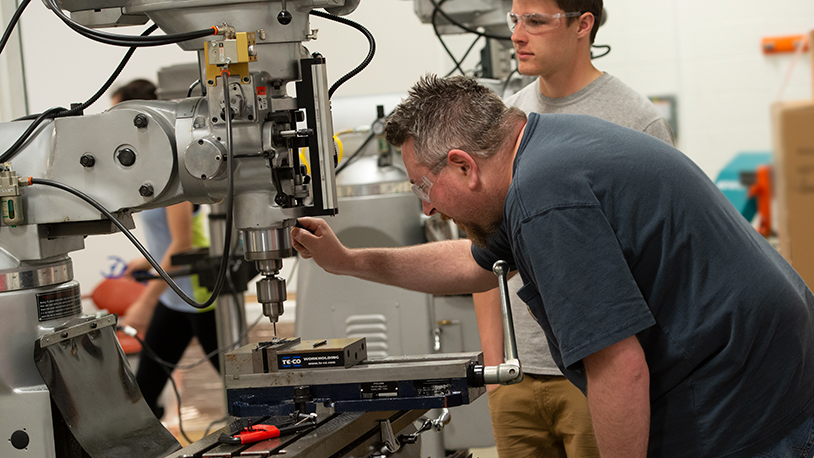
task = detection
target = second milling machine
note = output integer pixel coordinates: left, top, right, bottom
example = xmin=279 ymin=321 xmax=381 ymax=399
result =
xmin=0 ymin=0 xmax=522 ymax=456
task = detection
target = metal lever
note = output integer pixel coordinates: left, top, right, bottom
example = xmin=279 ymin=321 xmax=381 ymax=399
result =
xmin=478 ymin=260 xmax=523 ymax=386
xmin=375 ymin=420 xmax=400 ymax=456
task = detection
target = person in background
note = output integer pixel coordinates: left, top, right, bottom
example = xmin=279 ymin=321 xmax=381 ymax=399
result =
xmin=474 ymin=0 xmax=673 ymax=456
xmin=113 ymin=79 xmax=220 ymax=419
xmin=110 ymin=78 xmax=157 ymax=105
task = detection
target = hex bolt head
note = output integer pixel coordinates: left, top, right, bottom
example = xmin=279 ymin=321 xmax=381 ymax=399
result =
xmin=80 ymin=153 xmax=96 ymax=168
xmin=139 ymin=184 xmax=154 ymax=197
xmin=133 ymin=114 xmax=149 ymax=128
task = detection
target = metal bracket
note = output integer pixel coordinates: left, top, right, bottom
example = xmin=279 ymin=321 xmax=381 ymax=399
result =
xmin=37 ymin=314 xmax=117 ymax=348
xmin=378 ymin=419 xmax=400 ymax=455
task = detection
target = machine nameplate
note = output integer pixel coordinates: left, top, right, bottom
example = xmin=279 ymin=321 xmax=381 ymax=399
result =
xmin=361 ymin=381 xmax=399 ymax=399
xmin=414 ymin=379 xmax=452 ymax=397
xmin=279 ymin=351 xmax=344 ymax=369
xmin=275 ymin=338 xmax=367 ymax=370
xmin=36 ymin=285 xmax=81 ymax=322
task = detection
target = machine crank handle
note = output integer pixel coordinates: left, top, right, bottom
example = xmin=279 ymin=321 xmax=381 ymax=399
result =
xmin=469 ymin=260 xmax=524 ymax=387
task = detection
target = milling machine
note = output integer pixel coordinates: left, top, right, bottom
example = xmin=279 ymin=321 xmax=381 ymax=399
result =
xmin=0 ymin=0 xmax=345 ymax=455
xmin=0 ymin=1 xmax=522 ymax=457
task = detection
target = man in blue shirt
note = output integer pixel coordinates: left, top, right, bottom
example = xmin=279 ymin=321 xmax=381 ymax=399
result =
xmin=291 ymin=75 xmax=814 ymax=458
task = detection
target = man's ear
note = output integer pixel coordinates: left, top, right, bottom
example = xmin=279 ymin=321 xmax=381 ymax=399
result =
xmin=575 ymin=12 xmax=595 ymax=39
xmin=447 ymin=149 xmax=479 ymax=190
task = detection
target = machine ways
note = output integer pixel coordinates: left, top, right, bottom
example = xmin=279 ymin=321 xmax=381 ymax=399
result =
xmin=168 ymin=410 xmax=431 ymax=458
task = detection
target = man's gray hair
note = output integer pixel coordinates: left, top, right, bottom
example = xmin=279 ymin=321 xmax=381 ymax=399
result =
xmin=385 ymin=75 xmax=527 ymax=172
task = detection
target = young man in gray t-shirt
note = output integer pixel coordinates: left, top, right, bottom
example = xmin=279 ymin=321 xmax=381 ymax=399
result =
xmin=475 ymin=1 xmax=673 ymax=457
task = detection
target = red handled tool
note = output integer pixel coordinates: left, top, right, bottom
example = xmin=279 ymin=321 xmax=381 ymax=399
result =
xmin=218 ymin=422 xmax=315 ymax=445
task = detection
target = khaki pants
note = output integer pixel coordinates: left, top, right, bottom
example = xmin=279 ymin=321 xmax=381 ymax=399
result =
xmin=488 ymin=374 xmax=599 ymax=458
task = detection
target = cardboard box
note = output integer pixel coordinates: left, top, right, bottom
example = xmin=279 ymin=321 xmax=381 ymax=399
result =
xmin=773 ymin=100 xmax=814 ymax=287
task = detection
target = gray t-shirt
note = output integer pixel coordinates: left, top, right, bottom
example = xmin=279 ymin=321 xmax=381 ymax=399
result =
xmin=503 ymin=73 xmax=674 ymax=375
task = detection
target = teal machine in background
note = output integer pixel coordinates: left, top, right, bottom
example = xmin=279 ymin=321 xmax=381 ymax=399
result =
xmin=714 ymin=152 xmax=773 ymax=221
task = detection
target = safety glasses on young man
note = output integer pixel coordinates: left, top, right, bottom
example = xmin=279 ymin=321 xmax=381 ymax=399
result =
xmin=506 ymin=11 xmax=582 ymax=35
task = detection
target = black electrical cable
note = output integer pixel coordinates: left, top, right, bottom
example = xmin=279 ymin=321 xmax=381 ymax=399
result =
xmin=129 ymin=309 xmax=260 ymax=442
xmin=29 ymin=84 xmax=235 ymax=308
xmin=427 ymin=0 xmax=512 ymax=41
xmin=309 ymin=9 xmax=375 ymax=99
xmin=0 ymin=107 xmax=66 ymax=163
xmin=0 ymin=0 xmax=30 ymax=57
xmin=29 ymin=176 xmax=232 ymax=309
xmin=187 ymin=79 xmax=202 ymax=97
xmin=121 ymin=310 xmax=266 ymax=372
xmin=0 ymin=24 xmax=158 ymax=163
xmin=335 ymin=131 xmax=374 ymax=176
xmin=444 ymin=34 xmax=482 ymax=77
xmin=500 ymin=68 xmax=519 ymax=98
xmin=128 ymin=332 xmax=193 ymax=444
xmin=431 ymin=0 xmax=466 ymax=77
xmin=44 ymin=0 xmax=215 ymax=47
xmin=120 ymin=308 xmax=267 ymax=443
xmin=591 ymin=44 xmax=611 ymax=59
xmin=53 ymin=24 xmax=160 ymax=119
xmin=203 ymin=416 xmax=230 ymax=438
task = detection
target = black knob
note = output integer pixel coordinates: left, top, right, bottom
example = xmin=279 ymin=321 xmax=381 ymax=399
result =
xmin=293 ymin=385 xmax=312 ymax=413
xmin=117 ymin=148 xmax=136 ymax=167
xmin=80 ymin=153 xmax=95 ymax=168
xmin=133 ymin=114 xmax=149 ymax=128
xmin=467 ymin=362 xmax=485 ymax=387
xmin=10 ymin=430 xmax=29 ymax=450
xmin=277 ymin=9 xmax=292 ymax=24
xmin=139 ymin=184 xmax=154 ymax=197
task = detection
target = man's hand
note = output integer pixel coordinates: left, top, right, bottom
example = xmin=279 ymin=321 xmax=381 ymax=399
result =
xmin=583 ymin=335 xmax=650 ymax=458
xmin=291 ymin=217 xmax=353 ymax=275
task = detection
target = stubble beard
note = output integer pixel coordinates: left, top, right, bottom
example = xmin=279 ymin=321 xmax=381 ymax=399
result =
xmin=441 ymin=213 xmax=503 ymax=249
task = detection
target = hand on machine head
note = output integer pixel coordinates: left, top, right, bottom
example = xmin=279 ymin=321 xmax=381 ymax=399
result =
xmin=291 ymin=217 xmax=351 ymax=275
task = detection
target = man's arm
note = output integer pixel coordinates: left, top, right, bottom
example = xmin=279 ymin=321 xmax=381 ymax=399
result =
xmin=292 ymin=217 xmax=497 ymax=295
xmin=583 ymin=335 xmax=650 ymax=458
xmin=472 ymin=288 xmax=506 ymax=390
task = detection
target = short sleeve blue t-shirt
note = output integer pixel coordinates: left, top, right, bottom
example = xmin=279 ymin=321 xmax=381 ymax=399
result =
xmin=472 ymin=113 xmax=814 ymax=458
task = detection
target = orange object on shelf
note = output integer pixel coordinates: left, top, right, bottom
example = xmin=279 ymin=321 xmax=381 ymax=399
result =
xmin=762 ymin=35 xmax=809 ymax=54
xmin=747 ymin=164 xmax=773 ymax=238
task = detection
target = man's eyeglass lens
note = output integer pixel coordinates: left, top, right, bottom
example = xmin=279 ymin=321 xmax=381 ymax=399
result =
xmin=507 ymin=12 xmax=582 ymax=34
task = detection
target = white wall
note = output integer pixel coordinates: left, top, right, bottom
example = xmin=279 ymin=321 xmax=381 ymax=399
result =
xmin=0 ymin=0 xmax=28 ymax=121
xmin=6 ymin=0 xmax=814 ymax=293
xmin=597 ymin=0 xmax=813 ymax=177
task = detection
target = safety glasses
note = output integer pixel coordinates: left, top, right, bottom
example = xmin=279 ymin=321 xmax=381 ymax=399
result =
xmin=507 ymin=11 xmax=582 ymax=35
xmin=411 ymin=175 xmax=434 ymax=203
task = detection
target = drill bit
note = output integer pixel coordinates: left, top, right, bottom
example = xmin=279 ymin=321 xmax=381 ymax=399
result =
xmin=273 ymin=321 xmax=277 ymax=337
